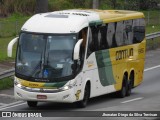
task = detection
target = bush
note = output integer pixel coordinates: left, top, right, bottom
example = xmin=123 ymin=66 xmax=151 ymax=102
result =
xmin=0 ymin=0 xmax=36 ymax=17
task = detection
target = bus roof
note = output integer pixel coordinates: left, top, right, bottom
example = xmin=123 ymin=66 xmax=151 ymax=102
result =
xmin=22 ymin=9 xmax=144 ymax=34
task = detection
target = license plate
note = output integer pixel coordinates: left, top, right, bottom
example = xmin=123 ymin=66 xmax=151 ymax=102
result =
xmin=37 ymin=95 xmax=47 ymax=99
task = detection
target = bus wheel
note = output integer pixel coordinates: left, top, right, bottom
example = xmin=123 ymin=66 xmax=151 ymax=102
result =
xmin=126 ymin=80 xmax=132 ymax=96
xmin=76 ymin=84 xmax=90 ymax=108
xmin=27 ymin=101 xmax=38 ymax=107
xmin=118 ymin=75 xmax=127 ymax=98
xmin=127 ymin=73 xmax=134 ymax=96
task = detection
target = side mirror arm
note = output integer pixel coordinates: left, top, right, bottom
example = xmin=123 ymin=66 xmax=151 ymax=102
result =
xmin=7 ymin=37 xmax=18 ymax=57
xmin=73 ymin=39 xmax=83 ymax=60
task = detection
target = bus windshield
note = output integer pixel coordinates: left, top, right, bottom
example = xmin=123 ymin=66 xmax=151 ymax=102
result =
xmin=16 ymin=33 xmax=77 ymax=82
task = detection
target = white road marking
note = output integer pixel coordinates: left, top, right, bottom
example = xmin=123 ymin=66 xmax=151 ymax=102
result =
xmin=144 ymin=65 xmax=160 ymax=72
xmin=0 ymin=94 xmax=14 ymax=98
xmin=0 ymin=101 xmax=24 ymax=109
xmin=0 ymin=102 xmax=26 ymax=111
xmin=0 ymin=103 xmax=7 ymax=106
xmin=121 ymin=97 xmax=143 ymax=104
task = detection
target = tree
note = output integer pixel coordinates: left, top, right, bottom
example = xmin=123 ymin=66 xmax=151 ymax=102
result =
xmin=93 ymin=0 xmax=99 ymax=9
xmin=36 ymin=0 xmax=48 ymax=13
xmin=110 ymin=0 xmax=117 ymax=9
xmin=139 ymin=0 xmax=158 ymax=10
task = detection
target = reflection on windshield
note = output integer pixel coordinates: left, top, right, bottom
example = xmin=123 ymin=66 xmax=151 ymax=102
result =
xmin=16 ymin=33 xmax=77 ymax=82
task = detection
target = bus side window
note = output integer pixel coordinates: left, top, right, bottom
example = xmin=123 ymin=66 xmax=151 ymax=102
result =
xmin=92 ymin=26 xmax=99 ymax=51
xmin=106 ymin=23 xmax=115 ymax=48
xmin=124 ymin=20 xmax=133 ymax=45
xmin=78 ymin=27 xmax=88 ymax=65
xmin=98 ymin=25 xmax=108 ymax=50
xmin=87 ymin=27 xmax=94 ymax=58
xmin=133 ymin=18 xmax=145 ymax=43
xmin=115 ymin=21 xmax=124 ymax=47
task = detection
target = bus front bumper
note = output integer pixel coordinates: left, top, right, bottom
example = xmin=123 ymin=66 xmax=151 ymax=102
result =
xmin=14 ymin=85 xmax=76 ymax=103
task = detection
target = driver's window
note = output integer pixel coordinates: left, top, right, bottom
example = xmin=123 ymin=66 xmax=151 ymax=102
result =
xmin=78 ymin=27 xmax=88 ymax=67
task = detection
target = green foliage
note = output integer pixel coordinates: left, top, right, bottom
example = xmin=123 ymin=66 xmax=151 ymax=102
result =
xmin=0 ymin=77 xmax=14 ymax=90
xmin=48 ymin=0 xmax=74 ymax=11
xmin=99 ymin=0 xmax=125 ymax=9
xmin=0 ymin=0 xmax=36 ymax=16
xmin=125 ymin=0 xmax=160 ymax=10
xmin=0 ymin=37 xmax=16 ymax=61
xmin=48 ymin=0 xmax=92 ymax=11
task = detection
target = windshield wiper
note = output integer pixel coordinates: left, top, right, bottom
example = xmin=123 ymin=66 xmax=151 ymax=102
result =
xmin=30 ymin=51 xmax=44 ymax=77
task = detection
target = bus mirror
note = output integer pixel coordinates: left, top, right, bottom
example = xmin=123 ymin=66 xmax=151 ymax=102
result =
xmin=73 ymin=39 xmax=83 ymax=60
xmin=7 ymin=37 xmax=18 ymax=57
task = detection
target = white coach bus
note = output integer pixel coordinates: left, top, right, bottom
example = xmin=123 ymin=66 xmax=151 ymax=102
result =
xmin=8 ymin=9 xmax=146 ymax=108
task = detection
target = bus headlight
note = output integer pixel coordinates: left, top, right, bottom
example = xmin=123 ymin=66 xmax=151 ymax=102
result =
xmin=59 ymin=81 xmax=76 ymax=91
xmin=14 ymin=78 xmax=20 ymax=85
xmin=14 ymin=77 xmax=22 ymax=88
xmin=60 ymin=85 xmax=73 ymax=91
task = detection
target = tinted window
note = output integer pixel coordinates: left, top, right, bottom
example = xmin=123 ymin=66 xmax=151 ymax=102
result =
xmin=115 ymin=21 xmax=124 ymax=46
xmin=124 ymin=20 xmax=133 ymax=45
xmin=133 ymin=18 xmax=145 ymax=43
xmin=99 ymin=25 xmax=108 ymax=50
xmin=106 ymin=23 xmax=115 ymax=48
xmin=87 ymin=27 xmax=93 ymax=58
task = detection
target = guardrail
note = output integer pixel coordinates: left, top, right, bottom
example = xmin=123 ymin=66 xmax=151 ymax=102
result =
xmin=0 ymin=32 xmax=160 ymax=80
xmin=146 ymin=32 xmax=160 ymax=39
xmin=146 ymin=32 xmax=160 ymax=50
xmin=0 ymin=68 xmax=15 ymax=80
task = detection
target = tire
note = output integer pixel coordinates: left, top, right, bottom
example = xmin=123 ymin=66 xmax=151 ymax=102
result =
xmin=118 ymin=75 xmax=128 ymax=98
xmin=126 ymin=80 xmax=132 ymax=96
xmin=126 ymin=73 xmax=134 ymax=96
xmin=27 ymin=101 xmax=38 ymax=108
xmin=76 ymin=84 xmax=90 ymax=108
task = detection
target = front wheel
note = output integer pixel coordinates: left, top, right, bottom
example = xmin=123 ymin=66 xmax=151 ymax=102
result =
xmin=76 ymin=84 xmax=90 ymax=108
xmin=27 ymin=101 xmax=38 ymax=108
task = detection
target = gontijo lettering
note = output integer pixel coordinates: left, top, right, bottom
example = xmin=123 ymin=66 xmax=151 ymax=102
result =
xmin=116 ymin=48 xmax=133 ymax=61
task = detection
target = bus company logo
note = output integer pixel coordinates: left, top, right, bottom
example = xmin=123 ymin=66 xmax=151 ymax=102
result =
xmin=116 ymin=48 xmax=134 ymax=61
xmin=75 ymin=90 xmax=81 ymax=100
xmin=87 ymin=61 xmax=94 ymax=68
xmin=28 ymin=83 xmax=39 ymax=87
xmin=2 ymin=112 xmax=11 ymax=117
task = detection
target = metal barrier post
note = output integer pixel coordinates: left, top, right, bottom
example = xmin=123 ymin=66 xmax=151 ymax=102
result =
xmin=152 ymin=38 xmax=154 ymax=49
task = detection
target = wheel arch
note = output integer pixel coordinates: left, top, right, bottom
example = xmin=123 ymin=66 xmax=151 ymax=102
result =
xmin=123 ymin=71 xmax=128 ymax=85
xmin=84 ymin=80 xmax=91 ymax=98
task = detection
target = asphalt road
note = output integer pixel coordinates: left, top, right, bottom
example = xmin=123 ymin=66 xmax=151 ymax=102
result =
xmin=1 ymin=49 xmax=160 ymax=120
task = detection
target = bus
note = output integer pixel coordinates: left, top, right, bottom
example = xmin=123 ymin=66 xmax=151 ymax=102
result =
xmin=8 ymin=9 xmax=146 ymax=108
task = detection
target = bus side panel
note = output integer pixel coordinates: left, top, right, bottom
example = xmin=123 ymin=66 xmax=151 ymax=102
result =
xmin=109 ymin=40 xmax=146 ymax=90
xmin=132 ymin=40 xmax=146 ymax=87
xmin=83 ymin=39 xmax=145 ymax=97
xmin=84 ymin=52 xmax=116 ymax=98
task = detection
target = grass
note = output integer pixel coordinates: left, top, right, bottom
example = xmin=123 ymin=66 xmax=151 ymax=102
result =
xmin=0 ymin=14 xmax=30 ymax=37
xmin=0 ymin=13 xmax=30 ymax=22
xmin=143 ymin=10 xmax=160 ymax=33
xmin=0 ymin=13 xmax=23 ymax=62
xmin=146 ymin=37 xmax=160 ymax=50
xmin=0 ymin=77 xmax=14 ymax=90
xmin=146 ymin=24 xmax=160 ymax=34
xmin=0 ymin=36 xmax=17 ymax=61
